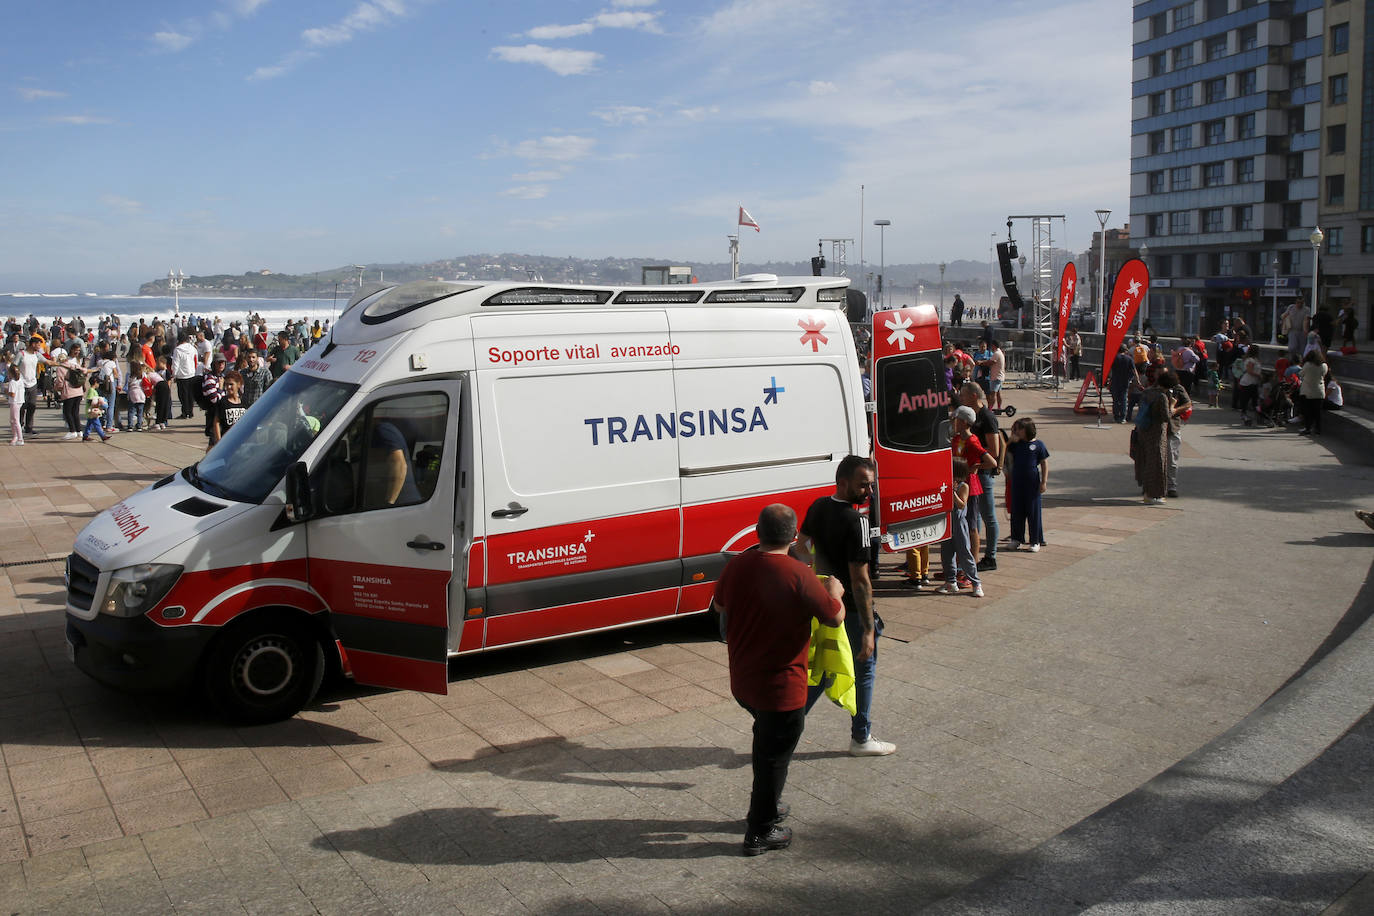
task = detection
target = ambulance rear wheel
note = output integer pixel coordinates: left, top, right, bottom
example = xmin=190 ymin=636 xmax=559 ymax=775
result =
xmin=204 ymin=618 xmax=325 ymax=724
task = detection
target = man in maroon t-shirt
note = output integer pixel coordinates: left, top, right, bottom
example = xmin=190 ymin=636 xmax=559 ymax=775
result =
xmin=712 ymin=503 xmax=844 ymax=856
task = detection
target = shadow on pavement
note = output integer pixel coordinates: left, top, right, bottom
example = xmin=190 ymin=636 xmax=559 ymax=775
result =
xmin=432 ymin=739 xmax=747 ymax=790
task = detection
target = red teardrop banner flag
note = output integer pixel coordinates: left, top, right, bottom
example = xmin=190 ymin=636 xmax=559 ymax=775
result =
xmin=1101 ymin=257 xmax=1150 ymax=386
xmin=1056 ymin=262 xmax=1076 ymax=365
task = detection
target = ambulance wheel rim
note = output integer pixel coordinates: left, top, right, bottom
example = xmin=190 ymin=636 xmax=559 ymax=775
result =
xmin=233 ymin=636 xmax=297 ymax=697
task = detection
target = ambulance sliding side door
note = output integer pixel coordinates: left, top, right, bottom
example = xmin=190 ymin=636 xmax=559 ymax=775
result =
xmin=472 ymin=311 xmax=684 ymax=648
xmin=872 ymin=306 xmax=953 ymax=551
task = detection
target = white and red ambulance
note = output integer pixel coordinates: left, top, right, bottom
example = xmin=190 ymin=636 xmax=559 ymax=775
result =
xmin=64 ymin=276 xmax=951 ymax=721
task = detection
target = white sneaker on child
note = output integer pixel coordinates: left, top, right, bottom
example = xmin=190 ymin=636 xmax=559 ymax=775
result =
xmin=1029 ymin=543 xmax=1041 ymax=552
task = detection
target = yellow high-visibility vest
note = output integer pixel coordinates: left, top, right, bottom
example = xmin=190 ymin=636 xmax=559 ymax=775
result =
xmin=807 ymin=618 xmax=856 ymax=715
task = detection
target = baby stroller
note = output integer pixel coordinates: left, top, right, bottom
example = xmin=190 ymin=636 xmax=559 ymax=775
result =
xmin=1255 ymin=375 xmax=1297 ymax=427
xmin=37 ymin=364 xmax=57 ymax=408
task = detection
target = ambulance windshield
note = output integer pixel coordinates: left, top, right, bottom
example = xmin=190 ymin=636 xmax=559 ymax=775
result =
xmin=195 ymin=373 xmax=357 ymax=503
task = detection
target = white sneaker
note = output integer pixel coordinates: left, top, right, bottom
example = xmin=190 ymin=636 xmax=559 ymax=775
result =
xmin=849 ymin=737 xmax=896 ymax=757
xmin=63 ymin=432 xmax=78 ymax=440
xmin=1004 ymin=539 xmax=1023 ymax=550
xmin=936 ymin=582 xmax=961 ymax=595
xmin=1150 ymin=497 xmax=1165 ymax=505
xmin=1029 ymin=543 xmax=1041 ymax=553
xmin=972 ymin=585 xmax=985 ymax=598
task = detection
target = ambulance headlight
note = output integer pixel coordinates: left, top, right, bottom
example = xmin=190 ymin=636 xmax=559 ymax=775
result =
xmin=100 ymin=564 xmax=183 ymax=618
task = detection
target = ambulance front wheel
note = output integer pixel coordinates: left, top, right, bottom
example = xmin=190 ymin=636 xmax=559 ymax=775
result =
xmin=204 ymin=617 xmax=325 ymax=724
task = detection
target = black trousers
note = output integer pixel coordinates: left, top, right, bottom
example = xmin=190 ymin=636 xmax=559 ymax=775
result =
xmin=20 ymin=385 xmax=36 ymax=433
xmin=176 ymin=377 xmax=196 ymax=417
xmin=61 ymin=395 xmax=82 ymax=433
xmin=1069 ymin=354 xmax=1080 ymax=380
xmin=738 ymin=702 xmax=805 ymax=834
xmin=154 ymin=382 xmax=172 ymax=425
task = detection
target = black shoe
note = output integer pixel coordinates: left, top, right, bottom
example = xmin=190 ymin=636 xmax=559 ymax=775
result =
xmin=976 ymin=556 xmax=997 ymax=571
xmin=1166 ymin=490 xmax=1178 ymax=498
xmin=742 ymin=824 xmax=792 ymax=856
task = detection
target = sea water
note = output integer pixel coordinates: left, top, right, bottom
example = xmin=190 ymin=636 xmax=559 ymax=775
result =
xmin=0 ymin=293 xmax=346 ymax=331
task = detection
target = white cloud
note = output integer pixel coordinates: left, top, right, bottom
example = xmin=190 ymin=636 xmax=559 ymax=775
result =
xmin=231 ymin=0 xmax=272 ymax=14
xmin=501 ymin=185 xmax=550 ymax=199
xmin=303 ymin=0 xmax=407 ymax=47
xmin=528 ymin=23 xmax=594 ymax=39
xmin=511 ymin=170 xmax=565 ymax=181
xmin=491 ymin=45 xmax=602 ymax=76
xmin=699 ymin=0 xmax=825 ymax=37
xmin=590 ymin=11 xmax=660 ymax=31
xmin=47 ymin=115 xmax=113 ymax=125
xmin=510 ymin=135 xmax=596 ymax=161
xmin=808 ymin=80 xmax=837 ymax=96
xmin=152 ymin=30 xmax=195 ymax=52
xmin=675 ymin=106 xmax=717 ymax=121
xmin=101 ymin=195 xmax=144 ymax=214
xmin=16 ymin=88 xmax=67 ymax=101
xmin=611 ymin=0 xmax=657 ymax=6
xmin=247 ymin=50 xmax=317 ymax=81
xmin=593 ymin=105 xmax=654 ymax=125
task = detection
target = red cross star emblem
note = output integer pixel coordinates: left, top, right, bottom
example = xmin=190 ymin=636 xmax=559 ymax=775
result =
xmin=798 ymin=317 xmax=828 ymax=352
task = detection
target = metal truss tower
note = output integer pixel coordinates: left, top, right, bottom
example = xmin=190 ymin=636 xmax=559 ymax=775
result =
xmin=819 ymin=238 xmax=853 ymax=278
xmin=1008 ymin=214 xmax=1066 ymax=386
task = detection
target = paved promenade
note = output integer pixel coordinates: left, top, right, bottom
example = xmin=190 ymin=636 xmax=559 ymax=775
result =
xmin=2 ymin=378 xmax=1372 ymax=913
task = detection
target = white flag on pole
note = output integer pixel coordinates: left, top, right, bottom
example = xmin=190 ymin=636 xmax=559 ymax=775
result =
xmin=738 ymin=205 xmax=760 ymax=232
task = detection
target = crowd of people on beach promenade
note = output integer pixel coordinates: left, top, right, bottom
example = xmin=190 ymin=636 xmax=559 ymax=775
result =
xmin=2 ymin=311 xmax=328 ymax=448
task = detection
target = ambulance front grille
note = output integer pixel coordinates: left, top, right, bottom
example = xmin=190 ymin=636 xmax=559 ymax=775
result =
xmin=66 ymin=553 xmax=100 ymax=612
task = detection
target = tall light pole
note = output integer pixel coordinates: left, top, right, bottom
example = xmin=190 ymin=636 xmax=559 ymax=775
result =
xmin=1136 ymin=242 xmax=1148 ymax=337
xmin=1094 ymin=208 xmax=1112 ymax=334
xmin=873 ymin=219 xmax=890 ymax=310
xmin=351 ymin=264 xmax=367 ymax=289
xmin=1270 ymin=255 xmax=1280 ymax=345
xmin=988 ymin=232 xmax=997 ymax=318
xmin=167 ymin=268 xmax=184 ymax=318
xmin=939 ymin=262 xmax=947 ymax=316
xmin=1310 ymin=227 xmax=1324 ymax=321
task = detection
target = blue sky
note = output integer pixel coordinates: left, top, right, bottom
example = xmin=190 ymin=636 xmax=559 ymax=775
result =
xmin=2 ymin=0 xmax=1128 ymax=292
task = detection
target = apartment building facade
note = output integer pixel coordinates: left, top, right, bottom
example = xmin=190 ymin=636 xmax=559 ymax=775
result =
xmin=1130 ymin=0 xmax=1338 ymax=340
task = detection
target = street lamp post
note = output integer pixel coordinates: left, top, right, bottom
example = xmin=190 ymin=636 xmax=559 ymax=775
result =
xmin=167 ymin=268 xmax=184 ymax=318
xmin=873 ymin=219 xmax=890 ymax=310
xmin=351 ymin=264 xmax=367 ymax=290
xmin=1137 ymin=242 xmax=1148 ymax=337
xmin=939 ymin=262 xmax=947 ymax=317
xmin=1310 ymin=227 xmax=1324 ymax=324
xmin=1094 ymin=208 xmax=1112 ymax=334
xmin=1270 ymin=256 xmax=1280 ymax=345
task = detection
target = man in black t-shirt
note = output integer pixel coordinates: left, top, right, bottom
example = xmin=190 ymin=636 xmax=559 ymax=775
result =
xmin=793 ymin=455 xmax=896 ymax=757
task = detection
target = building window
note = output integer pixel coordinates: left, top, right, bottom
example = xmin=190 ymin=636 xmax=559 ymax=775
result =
xmin=1174 ymin=3 xmax=1194 ymax=28
xmin=1288 ymin=109 xmax=1306 ymax=134
xmin=1181 ymin=253 xmax=1198 ymax=276
xmin=1332 ymin=22 xmax=1349 ymax=54
xmin=1202 ymin=208 xmax=1224 ymax=232
xmin=1207 ymin=0 xmax=1228 ymax=20
xmin=1173 ymin=85 xmax=1194 ymax=109
xmin=1238 ymin=113 xmax=1256 ymax=138
xmin=1150 ymin=92 xmax=1166 ymax=116
xmin=1151 ymin=130 xmax=1166 ymax=154
xmin=1152 ymin=52 xmax=1167 ymax=77
xmin=1205 ymin=77 xmax=1227 ymax=103
xmin=1361 ymin=225 xmax=1374 ymax=253
xmin=1329 ymin=124 xmax=1347 ymax=153
xmin=1173 ymin=43 xmax=1194 ymax=69
xmin=1149 ymin=214 xmax=1165 ymax=235
xmin=1282 ymin=249 xmax=1302 ymax=274
xmin=1172 ymin=166 xmax=1193 ymax=190
xmin=1206 ymin=34 xmax=1228 ymax=60
xmin=1331 ymin=73 xmax=1349 ymax=104
xmin=1204 ymin=162 xmax=1225 ymax=186
xmin=1172 ymin=125 xmax=1193 ymax=150
xmin=1282 ymin=202 xmax=1303 ymax=227
xmin=1205 ymin=119 xmax=1226 ymax=144
xmin=1290 ymin=13 xmax=1307 ymax=40
xmin=1236 ymin=156 xmax=1255 ymax=182
xmin=1287 ymin=153 xmax=1305 ymax=179
xmin=1152 ymin=11 xmax=1168 ymax=37
xmin=1328 ymin=227 xmax=1344 ymax=255
xmin=1170 ymin=211 xmax=1192 ymax=234
xmin=1235 ymin=205 xmax=1253 ymax=229
xmin=1149 ymin=171 xmax=1166 ymax=193
xmin=1156 ymin=255 xmax=1173 ymax=277
xmin=1238 ymin=69 xmax=1257 ymax=95
xmin=1289 ymin=62 xmax=1305 ymax=89
xmin=1240 ymin=24 xmax=1258 ymax=50
xmin=1219 ymin=252 xmax=1233 ymax=275
xmin=1328 ymin=174 xmax=1346 ymax=205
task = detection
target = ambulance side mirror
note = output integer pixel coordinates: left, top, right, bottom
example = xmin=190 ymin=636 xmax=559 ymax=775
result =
xmin=285 ymin=461 xmax=315 ymax=523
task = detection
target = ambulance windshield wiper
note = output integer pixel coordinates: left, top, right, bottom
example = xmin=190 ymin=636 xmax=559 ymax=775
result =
xmin=187 ymin=462 xmax=233 ymax=500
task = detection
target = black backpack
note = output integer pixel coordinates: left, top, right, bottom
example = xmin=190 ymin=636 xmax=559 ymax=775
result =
xmin=67 ymin=366 xmax=84 ymax=388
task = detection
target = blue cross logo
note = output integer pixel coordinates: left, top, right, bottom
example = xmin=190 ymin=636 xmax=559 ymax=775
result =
xmin=763 ymin=376 xmax=784 ymax=404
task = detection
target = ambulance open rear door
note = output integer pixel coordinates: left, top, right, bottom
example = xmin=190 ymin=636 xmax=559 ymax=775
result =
xmin=870 ymin=306 xmax=954 ymax=551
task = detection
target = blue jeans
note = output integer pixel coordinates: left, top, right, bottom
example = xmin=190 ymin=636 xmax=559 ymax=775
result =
xmin=82 ymin=416 xmax=106 ymax=440
xmin=126 ymin=402 xmax=144 ymax=429
xmin=805 ymin=608 xmax=881 ymax=742
xmin=968 ymin=472 xmax=998 ymax=558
